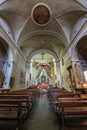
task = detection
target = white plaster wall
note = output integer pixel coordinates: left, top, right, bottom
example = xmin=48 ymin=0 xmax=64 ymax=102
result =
xmin=60 ymin=50 xmax=72 ymax=91
xmin=0 ymin=17 xmax=14 ymax=41
xmin=70 ymin=15 xmax=87 ymax=41
xmin=11 ymin=51 xmax=26 ymax=90
xmin=76 ymin=0 xmax=87 ymax=8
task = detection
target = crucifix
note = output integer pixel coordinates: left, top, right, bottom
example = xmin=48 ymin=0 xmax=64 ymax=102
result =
xmin=41 ymin=52 xmax=45 ymax=60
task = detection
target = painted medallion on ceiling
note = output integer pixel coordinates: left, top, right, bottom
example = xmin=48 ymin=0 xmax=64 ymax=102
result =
xmin=31 ymin=3 xmax=51 ymax=26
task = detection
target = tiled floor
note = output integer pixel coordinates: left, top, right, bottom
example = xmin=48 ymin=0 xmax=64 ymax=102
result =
xmin=22 ymin=93 xmax=87 ymax=130
xmin=22 ymin=93 xmax=59 ymax=130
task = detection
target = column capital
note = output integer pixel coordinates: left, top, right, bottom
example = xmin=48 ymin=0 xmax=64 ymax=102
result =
xmin=71 ymin=60 xmax=80 ymax=63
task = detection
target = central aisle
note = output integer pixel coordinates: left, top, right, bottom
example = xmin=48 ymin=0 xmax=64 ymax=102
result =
xmin=22 ymin=93 xmax=59 ymax=130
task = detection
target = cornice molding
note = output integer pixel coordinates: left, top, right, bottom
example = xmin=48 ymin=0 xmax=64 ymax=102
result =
xmin=18 ymin=30 xmax=66 ymax=47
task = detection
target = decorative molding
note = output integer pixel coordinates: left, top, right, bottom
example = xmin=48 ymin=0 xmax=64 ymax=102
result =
xmin=18 ymin=30 xmax=66 ymax=47
xmin=27 ymin=49 xmax=59 ymax=62
xmin=0 ymin=0 xmax=8 ymax=5
xmin=76 ymin=0 xmax=87 ymax=9
xmin=31 ymin=3 xmax=51 ymax=26
xmin=0 ymin=26 xmax=26 ymax=62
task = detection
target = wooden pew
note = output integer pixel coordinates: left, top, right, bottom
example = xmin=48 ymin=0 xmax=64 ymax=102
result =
xmin=0 ymin=99 xmax=25 ymax=130
xmin=75 ymin=88 xmax=87 ymax=94
xmin=51 ymin=92 xmax=80 ymax=99
xmin=0 ymin=88 xmax=10 ymax=93
xmin=0 ymin=88 xmax=40 ymax=129
xmin=48 ymin=88 xmax=80 ymax=98
xmin=56 ymin=100 xmax=87 ymax=128
xmin=53 ymin=97 xmax=87 ymax=113
xmin=47 ymin=88 xmax=80 ymax=101
xmin=48 ymin=87 xmax=87 ymax=128
xmin=9 ymin=89 xmax=39 ymax=104
xmin=49 ymin=92 xmax=80 ymax=109
xmin=0 ymin=88 xmax=40 ymax=114
xmin=0 ymin=94 xmax=32 ymax=115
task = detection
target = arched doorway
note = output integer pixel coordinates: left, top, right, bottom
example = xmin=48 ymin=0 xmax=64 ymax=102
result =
xmin=77 ymin=35 xmax=87 ymax=83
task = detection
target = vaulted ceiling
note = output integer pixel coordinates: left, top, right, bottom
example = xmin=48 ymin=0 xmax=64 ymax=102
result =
xmin=0 ymin=0 xmax=87 ymax=60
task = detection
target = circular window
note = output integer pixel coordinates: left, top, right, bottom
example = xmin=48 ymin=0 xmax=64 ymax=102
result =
xmin=31 ymin=3 xmax=51 ymax=26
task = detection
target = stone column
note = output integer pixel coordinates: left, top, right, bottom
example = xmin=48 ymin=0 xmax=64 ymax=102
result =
xmin=3 ymin=61 xmax=14 ymax=89
xmin=56 ymin=61 xmax=62 ymax=87
xmin=72 ymin=60 xmax=84 ymax=87
xmin=25 ymin=62 xmax=30 ymax=88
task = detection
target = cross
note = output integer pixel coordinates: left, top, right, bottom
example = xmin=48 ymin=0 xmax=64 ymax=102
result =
xmin=41 ymin=52 xmax=45 ymax=60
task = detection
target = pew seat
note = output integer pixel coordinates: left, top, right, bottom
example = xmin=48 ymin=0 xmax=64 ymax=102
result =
xmin=0 ymin=99 xmax=25 ymax=130
xmin=56 ymin=101 xmax=87 ymax=128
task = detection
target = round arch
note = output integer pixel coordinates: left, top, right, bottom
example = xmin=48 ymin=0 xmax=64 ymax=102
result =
xmin=27 ymin=49 xmax=59 ymax=62
xmin=70 ymin=34 xmax=87 ymax=88
xmin=25 ymin=49 xmax=62 ymax=88
xmin=71 ymin=34 xmax=87 ymax=60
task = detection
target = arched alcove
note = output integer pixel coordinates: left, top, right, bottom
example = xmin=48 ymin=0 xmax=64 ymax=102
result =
xmin=71 ymin=35 xmax=87 ymax=88
xmin=76 ymin=35 xmax=87 ymax=83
